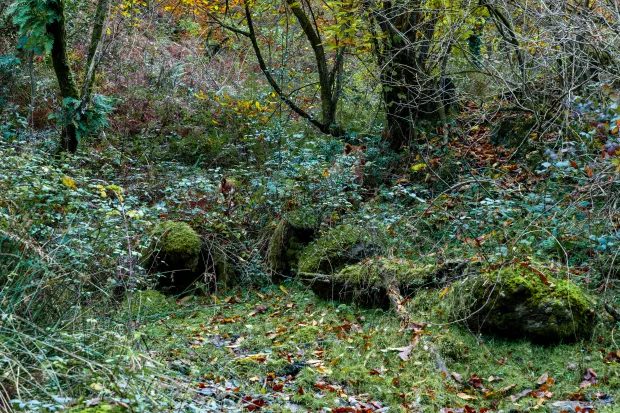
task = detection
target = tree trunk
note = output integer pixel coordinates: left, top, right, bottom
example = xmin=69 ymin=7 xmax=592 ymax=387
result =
xmin=373 ymin=2 xmax=442 ymax=150
xmin=47 ymin=0 xmax=79 ymax=153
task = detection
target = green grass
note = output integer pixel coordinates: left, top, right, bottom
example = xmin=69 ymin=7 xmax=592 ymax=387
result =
xmin=122 ymin=284 xmax=619 ymax=412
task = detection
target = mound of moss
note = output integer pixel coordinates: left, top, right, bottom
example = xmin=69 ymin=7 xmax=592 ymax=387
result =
xmin=122 ymin=290 xmax=176 ymax=321
xmin=450 ymin=264 xmax=596 ymax=343
xmin=311 ymin=257 xmax=435 ymax=308
xmin=145 ymin=221 xmax=202 ymax=293
xmin=297 ymin=224 xmax=378 ymax=275
xmin=267 ymin=210 xmax=318 ymax=280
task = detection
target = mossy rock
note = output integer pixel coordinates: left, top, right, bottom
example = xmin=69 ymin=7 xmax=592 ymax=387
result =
xmin=310 ymin=257 xmax=436 ymax=308
xmin=146 ymin=221 xmax=202 ymax=293
xmin=267 ymin=211 xmax=318 ymax=281
xmin=297 ymin=224 xmax=379 ymax=276
xmin=449 ymin=264 xmax=596 ymax=343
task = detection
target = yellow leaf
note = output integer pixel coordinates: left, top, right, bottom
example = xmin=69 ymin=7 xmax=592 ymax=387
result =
xmin=457 ymin=392 xmax=476 ymax=400
xmin=410 ymin=163 xmax=427 ymax=172
xmin=279 ymin=285 xmax=289 ymax=295
xmin=235 ymin=353 xmax=268 ymax=363
xmin=439 ymin=286 xmax=450 ymax=299
xmin=62 ymin=175 xmax=77 ymax=190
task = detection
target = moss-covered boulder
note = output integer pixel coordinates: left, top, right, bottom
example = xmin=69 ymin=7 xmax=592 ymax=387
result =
xmin=267 ymin=210 xmax=318 ymax=281
xmin=297 ymin=224 xmax=379 ymax=276
xmin=145 ymin=221 xmax=202 ymax=293
xmin=310 ymin=257 xmax=435 ymax=308
xmin=450 ymin=264 xmax=596 ymax=343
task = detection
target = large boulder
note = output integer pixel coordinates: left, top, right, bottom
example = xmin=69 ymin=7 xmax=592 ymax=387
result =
xmin=310 ymin=257 xmax=435 ymax=308
xmin=450 ymin=263 xmax=596 ymax=343
xmin=145 ymin=221 xmax=202 ymax=293
xmin=267 ymin=210 xmax=318 ymax=281
xmin=297 ymin=224 xmax=379 ymax=276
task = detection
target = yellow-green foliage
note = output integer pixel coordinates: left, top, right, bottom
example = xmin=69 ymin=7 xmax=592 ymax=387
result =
xmin=449 ymin=263 xmax=596 ymax=343
xmin=68 ymin=404 xmax=126 ymax=413
xmin=148 ymin=221 xmax=201 ymax=272
xmin=298 ymin=224 xmax=370 ymax=274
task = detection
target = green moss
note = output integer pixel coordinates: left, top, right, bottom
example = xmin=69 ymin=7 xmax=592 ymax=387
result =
xmin=450 ymin=264 xmax=596 ymax=343
xmin=266 ymin=217 xmax=316 ymax=278
xmin=309 ymin=257 xmax=434 ymax=308
xmin=147 ymin=221 xmax=201 ymax=273
xmin=336 ymin=257 xmax=434 ymax=288
xmin=122 ymin=290 xmax=176 ymax=321
xmin=298 ymin=224 xmax=376 ymax=275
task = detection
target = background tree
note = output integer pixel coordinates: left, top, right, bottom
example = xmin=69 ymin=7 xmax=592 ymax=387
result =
xmin=9 ymin=0 xmax=112 ymax=152
xmin=204 ymin=0 xmax=349 ymax=136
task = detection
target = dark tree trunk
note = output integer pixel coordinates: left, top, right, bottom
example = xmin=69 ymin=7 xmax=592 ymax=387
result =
xmin=47 ymin=0 xmax=79 ymax=153
xmin=373 ymin=1 xmax=442 ymax=151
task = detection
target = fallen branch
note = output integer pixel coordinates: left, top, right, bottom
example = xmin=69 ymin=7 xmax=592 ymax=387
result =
xmin=378 ymin=261 xmax=450 ymax=376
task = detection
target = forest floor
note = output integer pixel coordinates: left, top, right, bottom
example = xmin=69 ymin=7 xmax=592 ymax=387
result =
xmin=2 ymin=127 xmax=620 ymax=412
xmin=122 ymin=284 xmax=618 ymax=413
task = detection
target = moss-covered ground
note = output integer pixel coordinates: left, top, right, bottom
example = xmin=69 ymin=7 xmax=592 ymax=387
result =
xmin=121 ymin=284 xmax=619 ymax=412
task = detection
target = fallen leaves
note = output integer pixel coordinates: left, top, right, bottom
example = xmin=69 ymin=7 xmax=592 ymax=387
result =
xmin=457 ymin=392 xmax=477 ymax=401
xmin=579 ymin=368 xmax=597 ymax=389
xmin=242 ymin=395 xmax=266 ymax=411
xmin=398 ymin=345 xmax=413 ymax=361
xmin=604 ymin=350 xmax=620 ymax=363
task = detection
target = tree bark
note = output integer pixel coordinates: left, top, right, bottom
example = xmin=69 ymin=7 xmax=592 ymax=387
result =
xmin=47 ymin=0 xmax=79 ymax=152
xmin=372 ymin=1 xmax=443 ymax=150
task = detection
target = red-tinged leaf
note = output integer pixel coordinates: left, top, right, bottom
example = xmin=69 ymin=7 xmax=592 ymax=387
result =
xmin=242 ymin=396 xmax=266 ymax=411
xmin=604 ymin=350 xmax=620 ymax=363
xmin=468 ymin=374 xmax=484 ymax=389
